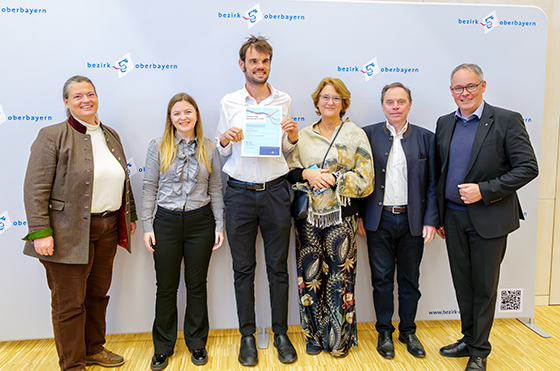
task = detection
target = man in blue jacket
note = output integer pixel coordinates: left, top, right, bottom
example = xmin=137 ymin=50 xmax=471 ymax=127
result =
xmin=358 ymin=82 xmax=438 ymax=360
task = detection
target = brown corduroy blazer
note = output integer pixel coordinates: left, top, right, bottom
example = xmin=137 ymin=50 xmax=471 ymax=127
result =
xmin=22 ymin=117 xmax=137 ymax=264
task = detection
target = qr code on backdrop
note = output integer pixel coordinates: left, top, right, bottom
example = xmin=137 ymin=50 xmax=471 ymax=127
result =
xmin=498 ymin=288 xmax=523 ymax=312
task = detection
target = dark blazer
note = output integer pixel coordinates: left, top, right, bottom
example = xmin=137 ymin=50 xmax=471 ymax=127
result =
xmin=22 ymin=117 xmax=137 ymax=264
xmin=435 ymin=103 xmax=538 ymax=239
xmin=360 ymin=122 xmax=438 ymax=236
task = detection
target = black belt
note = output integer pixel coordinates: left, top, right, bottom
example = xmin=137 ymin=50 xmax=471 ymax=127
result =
xmin=92 ymin=210 xmax=118 ymax=218
xmin=383 ymin=205 xmax=407 ymax=214
xmin=227 ymin=176 xmax=285 ymax=191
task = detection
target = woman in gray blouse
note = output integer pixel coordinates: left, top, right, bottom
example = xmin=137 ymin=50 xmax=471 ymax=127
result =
xmin=142 ymin=93 xmax=224 ymax=369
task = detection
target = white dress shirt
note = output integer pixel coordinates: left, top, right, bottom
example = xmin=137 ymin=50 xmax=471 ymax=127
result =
xmin=215 ymin=83 xmax=295 ymax=183
xmin=383 ymin=121 xmax=408 ymax=206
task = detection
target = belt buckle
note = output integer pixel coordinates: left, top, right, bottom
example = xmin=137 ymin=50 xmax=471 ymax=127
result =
xmin=254 ymin=182 xmax=266 ymax=191
xmin=391 ymin=206 xmax=402 ymax=214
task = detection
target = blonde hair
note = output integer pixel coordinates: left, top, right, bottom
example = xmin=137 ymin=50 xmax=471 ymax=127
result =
xmin=159 ymin=93 xmax=212 ymax=174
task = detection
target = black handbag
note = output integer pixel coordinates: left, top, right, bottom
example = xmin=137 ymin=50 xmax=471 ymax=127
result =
xmin=291 ymin=190 xmax=309 ymax=220
xmin=290 ymin=120 xmax=345 ymax=220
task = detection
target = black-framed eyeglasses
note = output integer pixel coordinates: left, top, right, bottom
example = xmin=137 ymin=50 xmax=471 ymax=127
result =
xmin=319 ymin=94 xmax=342 ymax=103
xmin=451 ymin=81 xmax=483 ymax=95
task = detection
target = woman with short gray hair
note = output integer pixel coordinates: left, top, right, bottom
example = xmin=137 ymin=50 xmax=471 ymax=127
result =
xmin=22 ymin=75 xmax=137 ymax=371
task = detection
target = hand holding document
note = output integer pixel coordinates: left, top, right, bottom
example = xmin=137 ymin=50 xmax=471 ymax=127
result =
xmin=241 ymin=106 xmax=282 ymax=157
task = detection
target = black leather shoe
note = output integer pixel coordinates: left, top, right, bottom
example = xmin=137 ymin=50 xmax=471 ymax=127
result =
xmin=440 ymin=339 xmax=470 ymax=358
xmin=377 ymin=331 xmax=395 ymax=359
xmin=465 ymin=355 xmax=486 ymax=371
xmin=399 ymin=333 xmax=426 ymax=358
xmin=306 ymin=342 xmax=322 ymax=356
xmin=151 ymin=353 xmax=171 ymax=371
xmin=273 ymin=334 xmax=297 ymax=364
xmin=238 ymin=335 xmax=258 ymax=366
xmin=191 ymin=348 xmax=208 ymax=366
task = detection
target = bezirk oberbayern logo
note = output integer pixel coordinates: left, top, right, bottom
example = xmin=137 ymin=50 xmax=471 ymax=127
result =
xmin=361 ymin=57 xmax=380 ymax=82
xmin=458 ymin=10 xmax=537 ymax=34
xmin=336 ymin=57 xmax=419 ymax=82
xmin=87 ymin=52 xmax=178 ymax=78
xmin=0 ymin=105 xmax=6 ymax=125
xmin=243 ymin=3 xmax=263 ymax=28
xmin=114 ymin=53 xmax=134 ymax=78
xmin=0 ymin=211 xmax=12 ymax=236
xmin=217 ymin=2 xmax=305 ymax=28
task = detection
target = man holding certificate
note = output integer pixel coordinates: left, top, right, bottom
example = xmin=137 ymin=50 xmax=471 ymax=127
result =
xmin=216 ymin=35 xmax=299 ymax=367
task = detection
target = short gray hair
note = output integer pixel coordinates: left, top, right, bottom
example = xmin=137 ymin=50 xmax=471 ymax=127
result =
xmin=450 ymin=63 xmax=484 ymax=85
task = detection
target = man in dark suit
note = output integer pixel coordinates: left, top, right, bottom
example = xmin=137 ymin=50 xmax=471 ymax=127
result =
xmin=358 ymin=82 xmax=438 ymax=360
xmin=435 ymin=63 xmax=538 ymax=371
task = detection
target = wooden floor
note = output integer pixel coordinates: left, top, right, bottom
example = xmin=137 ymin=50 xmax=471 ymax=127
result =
xmin=2 ymin=306 xmax=560 ymax=370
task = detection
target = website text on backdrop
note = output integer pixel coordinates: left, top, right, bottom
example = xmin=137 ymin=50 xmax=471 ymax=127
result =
xmin=287 ymin=77 xmax=374 ymax=358
xmin=435 ymin=63 xmax=538 ymax=371
xmin=22 ymin=75 xmax=137 ymax=371
xmin=215 ymin=35 xmax=299 ymax=366
xmin=142 ymin=93 xmax=225 ymax=369
xmin=357 ymin=82 xmax=438 ymax=360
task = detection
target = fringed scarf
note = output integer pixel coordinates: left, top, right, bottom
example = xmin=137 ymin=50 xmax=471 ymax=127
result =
xmin=288 ymin=119 xmax=374 ymax=228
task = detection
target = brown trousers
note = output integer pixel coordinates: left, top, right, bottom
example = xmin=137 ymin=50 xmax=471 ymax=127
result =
xmin=41 ymin=213 xmax=119 ymax=371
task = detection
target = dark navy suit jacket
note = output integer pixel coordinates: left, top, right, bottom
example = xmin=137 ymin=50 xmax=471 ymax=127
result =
xmin=435 ymin=103 xmax=539 ymax=239
xmin=359 ymin=122 xmax=438 ymax=236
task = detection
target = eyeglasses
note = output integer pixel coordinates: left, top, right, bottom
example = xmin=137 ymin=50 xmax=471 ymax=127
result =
xmin=451 ymin=81 xmax=483 ymax=95
xmin=319 ymin=94 xmax=342 ymax=104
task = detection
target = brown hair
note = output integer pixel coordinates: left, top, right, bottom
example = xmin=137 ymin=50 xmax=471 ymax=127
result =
xmin=311 ymin=77 xmax=351 ymax=118
xmin=380 ymin=82 xmax=412 ymax=103
xmin=239 ymin=34 xmax=273 ymax=62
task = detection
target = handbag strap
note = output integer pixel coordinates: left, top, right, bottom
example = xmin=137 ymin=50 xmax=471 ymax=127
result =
xmin=320 ymin=119 xmax=345 ymax=168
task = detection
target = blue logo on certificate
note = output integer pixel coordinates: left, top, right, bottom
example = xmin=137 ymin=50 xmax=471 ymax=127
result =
xmin=242 ymin=106 xmax=282 ymax=157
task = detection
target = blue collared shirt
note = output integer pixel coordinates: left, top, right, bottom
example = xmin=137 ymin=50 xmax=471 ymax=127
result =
xmin=455 ymin=100 xmax=485 ymax=122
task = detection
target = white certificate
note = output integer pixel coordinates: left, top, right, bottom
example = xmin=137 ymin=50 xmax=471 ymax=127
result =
xmin=241 ymin=106 xmax=282 ymax=157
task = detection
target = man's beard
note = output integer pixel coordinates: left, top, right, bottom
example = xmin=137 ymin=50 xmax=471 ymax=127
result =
xmin=243 ymin=66 xmax=269 ymax=86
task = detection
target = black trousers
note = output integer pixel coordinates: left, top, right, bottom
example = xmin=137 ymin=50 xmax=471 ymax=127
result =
xmin=224 ymin=179 xmax=291 ymax=336
xmin=152 ymin=204 xmax=215 ymax=354
xmin=366 ymin=210 xmax=424 ymax=335
xmin=444 ymin=207 xmax=507 ymax=358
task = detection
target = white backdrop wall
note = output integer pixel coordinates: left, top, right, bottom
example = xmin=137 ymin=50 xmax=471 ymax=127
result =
xmin=0 ymin=0 xmax=546 ymax=341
